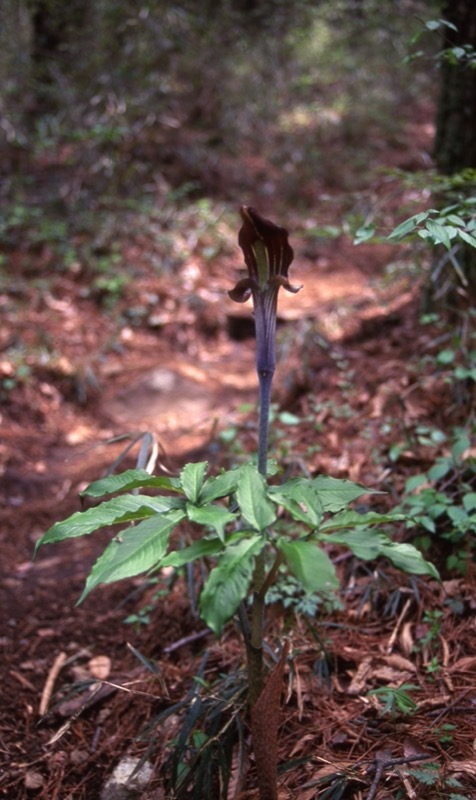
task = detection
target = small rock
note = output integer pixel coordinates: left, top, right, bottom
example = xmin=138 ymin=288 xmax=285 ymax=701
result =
xmin=100 ymin=756 xmax=153 ymax=800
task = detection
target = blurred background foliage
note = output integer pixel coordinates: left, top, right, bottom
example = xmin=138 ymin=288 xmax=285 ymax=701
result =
xmin=1 ymin=0 xmax=475 ymax=301
xmin=1 ymin=0 xmax=441 ymax=206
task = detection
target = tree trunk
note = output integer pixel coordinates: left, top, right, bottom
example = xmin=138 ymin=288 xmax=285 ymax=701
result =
xmin=433 ymin=0 xmax=476 ymax=298
xmin=0 ymin=0 xmax=32 ymax=145
xmin=434 ymin=0 xmax=476 ymax=173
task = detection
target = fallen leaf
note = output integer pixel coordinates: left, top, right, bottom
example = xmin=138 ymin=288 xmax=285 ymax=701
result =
xmin=347 ymin=656 xmax=372 ymax=695
xmin=449 ymin=656 xmax=476 ymax=673
xmin=24 ymin=771 xmax=44 ymax=789
xmin=88 ymin=655 xmax=111 ymax=680
xmin=447 ymin=759 xmax=476 ymax=777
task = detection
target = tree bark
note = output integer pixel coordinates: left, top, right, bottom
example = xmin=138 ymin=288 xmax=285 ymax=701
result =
xmin=434 ymin=0 xmax=476 ymax=174
xmin=0 ymin=0 xmax=32 ymax=144
xmin=433 ymin=0 xmax=476 ymax=298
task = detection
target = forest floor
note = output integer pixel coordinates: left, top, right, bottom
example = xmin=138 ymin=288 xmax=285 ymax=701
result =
xmin=1 ymin=100 xmax=476 ymax=800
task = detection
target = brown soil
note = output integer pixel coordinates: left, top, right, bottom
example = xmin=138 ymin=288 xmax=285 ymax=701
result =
xmin=1 ymin=103 xmax=476 ymax=800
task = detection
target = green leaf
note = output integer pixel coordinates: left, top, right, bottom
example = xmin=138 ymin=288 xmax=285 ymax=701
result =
xmin=278 ymin=411 xmax=302 ymax=425
xmin=35 ymin=494 xmax=183 ymax=552
xmin=268 ymin=479 xmax=323 ymax=527
xmin=436 ymin=348 xmax=455 ymax=365
xmin=447 ymin=505 xmax=469 ymax=527
xmin=318 ymin=529 xmax=383 ymax=560
xmin=312 ymin=476 xmax=376 ymax=512
xmin=418 ymin=515 xmax=436 ymax=533
xmin=278 ymin=539 xmax=338 ymax=594
xmin=463 ymin=492 xmax=476 ymax=513
xmin=81 ymin=469 xmax=182 ymax=498
xmin=236 ymin=464 xmax=276 ymax=531
xmin=388 ymin=211 xmax=432 ymax=241
xmin=454 ymin=366 xmax=476 ymax=381
xmin=379 ymin=540 xmax=439 ymax=579
xmin=452 ymin=431 xmax=470 ymax=462
xmin=305 ymin=224 xmax=341 ymax=239
xmin=199 ymin=467 xmax=243 ymax=503
xmin=353 ymin=224 xmax=376 ymax=244
xmin=180 ymin=462 xmax=208 ymax=503
xmin=199 ymin=535 xmax=264 ymax=635
xmin=424 ymin=220 xmax=452 ymax=249
xmin=78 ymin=509 xmax=186 ymax=601
xmin=428 ymin=459 xmax=451 ymax=481
xmin=458 ymin=229 xmax=476 ymax=248
xmin=160 ymin=537 xmax=224 ymax=568
xmin=319 ymin=529 xmax=439 ymax=578
xmin=186 ymin=503 xmax=237 ymax=540
xmin=425 ymin=19 xmax=444 ymax=31
xmin=405 ymin=474 xmax=427 ymax=492
xmin=446 ymin=214 xmax=466 ymax=227
xmin=319 ymin=510 xmax=403 ymax=532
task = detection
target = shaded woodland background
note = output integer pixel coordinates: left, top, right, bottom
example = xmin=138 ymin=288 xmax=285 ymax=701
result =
xmin=1 ymin=1 xmax=476 ymax=799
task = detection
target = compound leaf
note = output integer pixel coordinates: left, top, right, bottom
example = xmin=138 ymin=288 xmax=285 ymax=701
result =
xmin=35 ymin=494 xmax=183 ymax=552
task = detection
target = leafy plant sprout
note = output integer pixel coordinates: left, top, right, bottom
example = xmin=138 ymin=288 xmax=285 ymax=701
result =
xmin=35 ymin=208 xmax=438 ymax=800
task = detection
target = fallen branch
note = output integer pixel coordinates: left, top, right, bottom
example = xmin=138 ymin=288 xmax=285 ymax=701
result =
xmin=365 ymin=752 xmax=433 ymax=800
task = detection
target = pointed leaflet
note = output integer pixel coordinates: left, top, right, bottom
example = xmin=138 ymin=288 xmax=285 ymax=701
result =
xmin=159 ymin=537 xmax=225 ymax=569
xmin=379 ymin=540 xmax=439 ymax=578
xmin=318 ymin=530 xmax=439 ymax=578
xmin=199 ymin=535 xmax=264 ymax=635
xmin=81 ymin=469 xmax=182 ymax=498
xmin=198 ymin=467 xmax=243 ymax=504
xmin=278 ymin=539 xmax=339 ymax=595
xmin=318 ymin=529 xmax=383 ymax=560
xmin=319 ymin=510 xmax=404 ymax=532
xmin=459 ymin=229 xmax=476 ymax=248
xmin=312 ymin=476 xmax=378 ymax=512
xmin=186 ymin=503 xmax=237 ymax=541
xmin=35 ymin=494 xmax=184 ymax=552
xmin=424 ymin=219 xmax=452 ymax=249
xmin=268 ymin=478 xmax=323 ymax=527
xmin=236 ymin=463 xmax=276 ymax=531
xmin=180 ymin=462 xmax=208 ymax=504
xmin=78 ymin=509 xmax=186 ymax=602
xmin=388 ymin=211 xmax=433 ymax=241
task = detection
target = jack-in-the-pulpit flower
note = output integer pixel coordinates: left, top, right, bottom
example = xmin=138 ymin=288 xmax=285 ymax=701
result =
xmin=229 ymin=206 xmax=301 ymax=475
xmin=229 ymin=206 xmax=301 ymax=379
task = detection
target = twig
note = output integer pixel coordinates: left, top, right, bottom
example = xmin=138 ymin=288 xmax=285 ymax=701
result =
xmin=39 ymin=652 xmax=67 ymax=716
xmin=163 ymin=628 xmax=211 ymax=654
xmin=365 ymin=752 xmax=433 ymax=800
xmin=47 ymin=684 xmax=103 ymax=745
xmin=386 ymin=596 xmax=412 ymax=653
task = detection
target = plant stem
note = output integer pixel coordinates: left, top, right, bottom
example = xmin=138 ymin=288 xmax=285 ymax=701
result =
xmin=247 ymin=365 xmax=275 ymax=707
xmin=257 ymin=369 xmax=274 ymax=476
xmin=248 ymin=553 xmax=265 ymax=707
